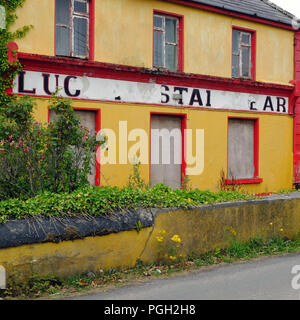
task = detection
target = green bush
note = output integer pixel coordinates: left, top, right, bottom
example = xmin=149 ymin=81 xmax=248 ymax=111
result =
xmin=0 ymin=184 xmax=252 ymax=223
xmin=0 ymin=96 xmax=103 ymax=200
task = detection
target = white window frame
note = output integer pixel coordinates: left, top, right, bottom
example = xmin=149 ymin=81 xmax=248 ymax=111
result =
xmin=232 ymin=30 xmax=252 ymax=79
xmin=153 ymin=14 xmax=179 ymax=71
xmin=56 ymin=0 xmax=89 ymax=59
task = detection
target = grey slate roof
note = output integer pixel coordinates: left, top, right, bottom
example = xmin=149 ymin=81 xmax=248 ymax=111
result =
xmin=182 ymin=0 xmax=295 ymax=26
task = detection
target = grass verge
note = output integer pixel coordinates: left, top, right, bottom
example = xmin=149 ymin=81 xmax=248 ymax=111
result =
xmin=1 ymin=236 xmax=300 ymax=300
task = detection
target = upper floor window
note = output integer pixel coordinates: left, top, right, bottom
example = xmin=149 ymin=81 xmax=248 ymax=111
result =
xmin=232 ymin=28 xmax=256 ymax=80
xmin=153 ymin=13 xmax=182 ymax=72
xmin=56 ymin=0 xmax=89 ymax=59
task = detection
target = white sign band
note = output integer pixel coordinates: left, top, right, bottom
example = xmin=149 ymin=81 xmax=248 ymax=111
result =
xmin=13 ymin=71 xmax=289 ymax=114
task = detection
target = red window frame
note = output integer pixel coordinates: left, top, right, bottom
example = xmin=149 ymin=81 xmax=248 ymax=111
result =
xmin=226 ymin=116 xmax=262 ymax=185
xmin=153 ymin=10 xmax=184 ymax=72
xmin=54 ymin=0 xmax=95 ymax=61
xmin=232 ymin=26 xmax=256 ymax=81
xmin=48 ymin=106 xmax=101 ymax=186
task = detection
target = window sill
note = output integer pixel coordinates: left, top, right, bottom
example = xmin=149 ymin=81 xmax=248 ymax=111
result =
xmin=153 ymin=66 xmax=179 ymax=73
xmin=55 ymin=55 xmax=89 ymax=61
xmin=232 ymin=76 xmax=253 ymax=81
xmin=225 ymin=178 xmax=263 ymax=185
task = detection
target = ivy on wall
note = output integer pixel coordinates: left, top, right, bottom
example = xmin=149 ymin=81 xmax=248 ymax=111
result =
xmin=0 ymin=0 xmax=32 ymax=107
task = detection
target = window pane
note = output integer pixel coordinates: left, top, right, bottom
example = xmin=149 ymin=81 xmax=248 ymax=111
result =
xmin=241 ymin=33 xmax=251 ymax=45
xmin=232 ymin=54 xmax=239 ymax=77
xmin=165 ymin=44 xmax=177 ymax=71
xmin=154 ymin=15 xmax=163 ymax=29
xmin=56 ymin=0 xmax=70 ymax=25
xmin=74 ymin=1 xmax=88 ymax=13
xmin=74 ymin=17 xmax=88 ymax=57
xmin=165 ymin=18 xmax=177 ymax=43
xmin=242 ymin=47 xmax=251 ymax=77
xmin=154 ymin=31 xmax=163 ymax=67
xmin=228 ymin=119 xmax=255 ymax=180
xmin=232 ymin=30 xmax=239 ymax=55
xmin=56 ymin=26 xmax=70 ymax=56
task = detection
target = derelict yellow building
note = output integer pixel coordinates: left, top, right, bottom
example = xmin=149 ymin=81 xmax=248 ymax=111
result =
xmin=9 ymin=0 xmax=299 ymax=193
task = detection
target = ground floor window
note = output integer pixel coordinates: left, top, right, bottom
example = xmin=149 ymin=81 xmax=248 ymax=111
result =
xmin=49 ymin=108 xmax=100 ymax=186
xmin=227 ymin=117 xmax=260 ymax=183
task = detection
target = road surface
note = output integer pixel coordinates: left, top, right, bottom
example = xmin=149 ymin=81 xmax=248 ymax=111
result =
xmin=69 ymin=253 xmax=300 ymax=300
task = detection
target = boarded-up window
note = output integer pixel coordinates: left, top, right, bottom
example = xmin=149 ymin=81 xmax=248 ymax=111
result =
xmin=228 ymin=118 xmax=256 ymax=180
xmin=154 ymin=14 xmax=179 ymax=71
xmin=232 ymin=29 xmax=252 ymax=79
xmin=56 ymin=0 xmax=89 ymax=58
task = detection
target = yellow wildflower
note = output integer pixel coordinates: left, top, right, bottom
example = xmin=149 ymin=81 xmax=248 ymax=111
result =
xmin=269 ymin=222 xmax=273 ymax=226
xmin=156 ymin=236 xmax=164 ymax=242
xmin=171 ymin=235 xmax=181 ymax=243
xmin=280 ymin=228 xmax=284 ymax=232
xmin=187 ymin=198 xmax=192 ymax=203
xmin=169 ymin=256 xmax=177 ymax=260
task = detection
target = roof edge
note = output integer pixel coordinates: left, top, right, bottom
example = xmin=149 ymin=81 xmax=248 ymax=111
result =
xmin=165 ymin=0 xmax=296 ymax=29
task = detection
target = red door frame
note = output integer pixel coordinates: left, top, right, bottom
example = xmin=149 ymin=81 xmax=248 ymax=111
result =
xmin=48 ymin=106 xmax=101 ymax=186
xmin=149 ymin=112 xmax=187 ymax=188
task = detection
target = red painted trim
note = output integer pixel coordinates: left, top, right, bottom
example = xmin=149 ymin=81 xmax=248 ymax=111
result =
xmin=232 ymin=26 xmax=256 ymax=81
xmin=54 ymin=0 xmax=56 ymax=57
xmin=4 ymin=42 xmax=19 ymax=96
xmin=255 ymin=192 xmax=272 ymax=197
xmin=227 ymin=116 xmax=262 ymax=183
xmin=165 ymin=0 xmax=295 ymax=31
xmin=225 ymin=178 xmax=263 ymax=185
xmin=47 ymin=106 xmax=101 ymax=186
xmin=150 ymin=112 xmax=187 ymax=188
xmin=72 ymin=107 xmax=101 ymax=186
xmin=54 ymin=0 xmax=94 ymax=60
xmin=293 ymin=32 xmax=300 ymax=184
xmin=8 ymin=42 xmax=19 ymax=63
xmin=254 ymin=118 xmax=259 ymax=178
xmin=89 ymin=0 xmax=95 ymax=61
xmin=17 ymin=53 xmax=294 ymax=97
xmin=153 ymin=10 xmax=184 ymax=72
xmin=181 ymin=115 xmax=187 ymax=184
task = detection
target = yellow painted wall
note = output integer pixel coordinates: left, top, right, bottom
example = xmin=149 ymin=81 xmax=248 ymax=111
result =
xmin=32 ymin=98 xmax=293 ymax=194
xmin=13 ymin=0 xmax=55 ymax=56
xmin=13 ymin=0 xmax=294 ymax=85
xmin=1 ymin=197 xmax=300 ymax=281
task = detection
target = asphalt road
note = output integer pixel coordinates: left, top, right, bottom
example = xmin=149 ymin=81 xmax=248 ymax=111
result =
xmin=70 ymin=253 xmax=300 ymax=300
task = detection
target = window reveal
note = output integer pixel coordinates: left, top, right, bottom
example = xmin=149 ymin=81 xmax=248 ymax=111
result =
xmin=154 ymin=14 xmax=179 ymax=71
xmin=232 ymin=29 xmax=253 ymax=79
xmin=56 ymin=0 xmax=89 ymax=59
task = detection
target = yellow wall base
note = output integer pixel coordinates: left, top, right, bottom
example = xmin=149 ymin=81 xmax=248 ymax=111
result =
xmin=1 ymin=196 xmax=300 ymax=283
